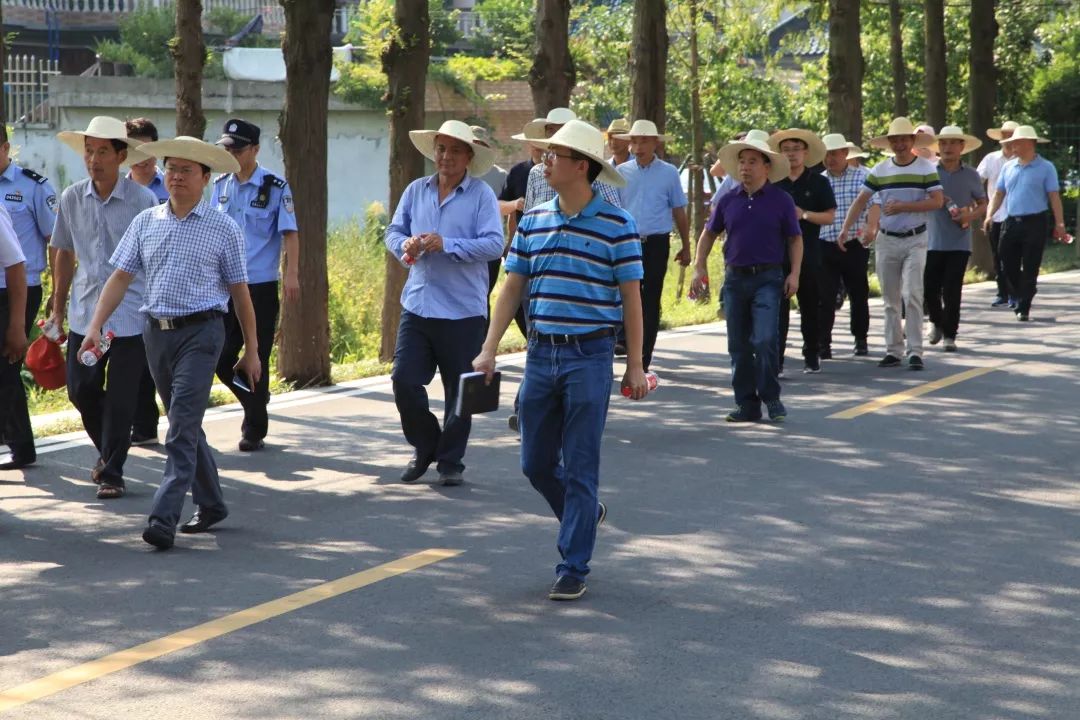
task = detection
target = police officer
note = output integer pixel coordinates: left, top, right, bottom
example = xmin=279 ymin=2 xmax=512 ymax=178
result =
xmin=0 ymin=125 xmax=57 ymax=468
xmin=212 ymin=119 xmax=299 ymax=452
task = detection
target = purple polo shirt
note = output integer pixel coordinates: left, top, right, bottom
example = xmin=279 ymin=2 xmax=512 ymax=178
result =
xmin=707 ymin=181 xmax=800 ymax=267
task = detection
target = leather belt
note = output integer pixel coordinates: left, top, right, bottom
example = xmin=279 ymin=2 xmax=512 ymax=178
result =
xmin=640 ymin=233 xmax=670 ymax=243
xmin=727 ymin=263 xmax=782 ymax=276
xmin=881 ymin=224 xmax=927 ymax=238
xmin=150 ymin=310 xmax=223 ymax=331
xmin=529 ymin=327 xmax=616 ymax=345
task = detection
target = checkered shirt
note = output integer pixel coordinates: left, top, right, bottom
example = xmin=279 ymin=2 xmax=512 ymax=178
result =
xmin=111 ymin=200 xmax=247 ymax=319
xmin=820 ymin=165 xmax=869 ymax=243
xmin=523 ymin=162 xmax=623 ymax=211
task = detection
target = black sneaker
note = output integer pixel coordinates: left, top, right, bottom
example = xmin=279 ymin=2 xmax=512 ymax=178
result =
xmin=549 ymin=575 xmax=587 ymax=601
xmin=725 ymin=405 xmax=762 ymax=422
xmin=508 ymin=414 xmax=519 ymax=433
xmin=878 ymin=354 xmax=902 ymax=368
xmin=991 ymin=296 xmax=1010 ymax=308
xmin=1017 ymin=311 xmax=1030 ymax=322
xmin=130 ymin=432 xmax=159 ymax=447
xmin=908 ymin=355 xmax=924 ymax=371
xmin=142 ymin=523 xmax=174 ymax=550
xmin=597 ymin=501 xmax=607 ymax=527
xmin=819 ymin=347 xmax=832 ymax=360
xmin=854 ymin=342 xmax=869 ymax=357
xmin=803 ymin=357 xmax=821 ymax=374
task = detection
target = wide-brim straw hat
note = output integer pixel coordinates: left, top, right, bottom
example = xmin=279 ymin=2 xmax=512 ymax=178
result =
xmin=409 ymin=120 xmax=496 ymax=176
xmin=987 ymin=120 xmax=1020 ymax=141
xmin=717 ymin=136 xmax=790 ymax=183
xmin=846 ymin=144 xmax=868 ymax=160
xmin=514 ymin=107 xmax=578 ymax=141
xmin=869 ymin=117 xmax=936 ymax=150
xmin=932 ymin=126 xmax=983 ymax=155
xmin=613 ymin=119 xmax=671 ymax=142
xmin=136 ymin=136 xmax=241 ymax=174
xmin=821 ymin=133 xmax=852 ymax=153
xmin=518 ymin=119 xmax=626 ymax=188
xmin=57 ymin=115 xmax=151 ymax=166
xmin=999 ymin=125 xmax=1050 ymax=145
xmin=769 ymin=128 xmax=827 ymax=167
xmin=605 ymin=117 xmax=631 ymax=138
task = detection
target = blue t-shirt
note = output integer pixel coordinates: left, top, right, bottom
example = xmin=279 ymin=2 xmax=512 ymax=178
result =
xmin=930 ymin=163 xmax=986 ymax=252
xmin=996 ymin=155 xmax=1059 ymax=217
xmin=214 ymin=164 xmax=298 ymax=284
xmin=506 ymin=192 xmax=643 ymax=335
xmin=616 ymin=157 xmax=688 ymax=236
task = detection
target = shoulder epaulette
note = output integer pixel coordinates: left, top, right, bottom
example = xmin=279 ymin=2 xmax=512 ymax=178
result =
xmin=213 ymin=173 xmax=232 ymax=184
xmin=264 ymin=173 xmax=286 ymax=189
xmin=20 ymin=167 xmax=48 ymax=184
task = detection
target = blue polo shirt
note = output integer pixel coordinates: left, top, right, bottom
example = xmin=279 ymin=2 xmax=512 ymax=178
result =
xmin=707 ymin=181 xmax=800 ymax=268
xmin=213 ymin=164 xmax=298 ymax=284
xmin=0 ymin=161 xmax=57 ymax=287
xmin=616 ymin=157 xmax=688 ymax=236
xmin=996 ymin=155 xmax=1059 ymax=217
xmin=506 ymin=192 xmax=643 ymax=335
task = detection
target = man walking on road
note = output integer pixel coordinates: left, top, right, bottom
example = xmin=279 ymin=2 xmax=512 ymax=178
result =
xmin=986 ymin=125 xmax=1067 ymax=322
xmin=692 ymin=134 xmax=802 ymax=422
xmin=473 ymin=119 xmax=647 ymax=601
xmin=385 ymin=121 xmax=504 ymax=487
xmin=978 ymin=120 xmax=1019 ymax=308
xmin=839 ymin=117 xmax=943 ymax=371
xmin=80 ymin=136 xmax=259 ymax=550
xmin=0 ymin=207 xmax=30 ymax=471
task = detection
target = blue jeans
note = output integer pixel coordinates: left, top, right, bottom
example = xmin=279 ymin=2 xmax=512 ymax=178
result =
xmin=722 ymin=268 xmax=784 ymax=409
xmin=519 ymin=335 xmax=614 ymax=581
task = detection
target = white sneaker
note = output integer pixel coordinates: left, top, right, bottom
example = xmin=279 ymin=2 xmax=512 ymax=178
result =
xmin=928 ymin=324 xmax=943 ymax=345
xmin=943 ymin=337 xmax=957 ymax=352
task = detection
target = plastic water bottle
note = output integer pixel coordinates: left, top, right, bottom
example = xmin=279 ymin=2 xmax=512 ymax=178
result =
xmin=37 ymin=318 xmax=65 ymax=344
xmin=1063 ymin=233 xmax=1075 ymax=245
xmin=688 ymin=276 xmax=710 ymax=304
xmin=79 ymin=331 xmax=115 ymax=366
xmin=402 ymin=249 xmax=425 ymax=266
xmin=622 ymin=371 xmax=659 ymax=398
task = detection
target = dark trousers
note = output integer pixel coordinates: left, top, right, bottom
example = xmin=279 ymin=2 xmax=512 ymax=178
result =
xmin=924 ymin=250 xmax=970 ymax=339
xmin=987 ymin=221 xmax=1013 ymax=300
xmin=1000 ymin=213 xmax=1049 ymax=315
xmin=67 ymin=330 xmax=144 ymax=488
xmin=640 ymin=234 xmax=670 ymax=370
xmin=779 ymin=261 xmax=821 ymax=366
xmin=145 ymin=317 xmax=227 ymax=532
xmin=818 ymin=240 xmax=870 ymax=349
xmin=391 ymin=310 xmax=485 ymax=474
xmin=488 ymin=258 xmax=527 ymax=337
xmin=131 ymin=363 xmax=160 ymax=438
xmin=216 ymin=280 xmax=279 ymax=442
xmin=0 ymin=285 xmax=42 ymax=459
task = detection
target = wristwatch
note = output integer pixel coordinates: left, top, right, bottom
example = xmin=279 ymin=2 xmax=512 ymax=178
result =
xmin=800 ymin=210 xmax=807 ymax=221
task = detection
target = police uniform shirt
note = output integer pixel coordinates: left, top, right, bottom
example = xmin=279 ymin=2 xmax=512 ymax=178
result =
xmin=128 ymin=169 xmax=170 ymax=205
xmin=213 ymin=164 xmax=297 ymax=284
xmin=0 ymin=162 xmax=57 ymax=286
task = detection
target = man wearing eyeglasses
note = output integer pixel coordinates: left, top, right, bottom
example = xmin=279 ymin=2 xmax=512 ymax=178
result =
xmin=212 ymin=118 xmax=299 ymax=453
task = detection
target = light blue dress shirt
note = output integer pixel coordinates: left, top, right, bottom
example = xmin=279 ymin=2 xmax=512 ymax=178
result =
xmin=996 ymin=155 xmax=1060 ymax=218
xmin=127 ymin=168 xmax=170 ymax=205
xmin=50 ymin=177 xmax=158 ymax=337
xmin=385 ymin=173 xmax=504 ymax=320
xmin=616 ymin=157 xmax=688 ymax=236
xmin=0 ymin=161 xmax=57 ymax=287
xmin=213 ymin=163 xmax=298 ymax=284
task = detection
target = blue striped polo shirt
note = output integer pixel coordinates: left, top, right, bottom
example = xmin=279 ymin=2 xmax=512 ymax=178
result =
xmin=506 ymin=192 xmax=643 ymax=335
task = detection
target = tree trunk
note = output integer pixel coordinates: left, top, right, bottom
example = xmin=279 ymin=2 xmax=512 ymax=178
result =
xmin=277 ymin=0 xmax=334 ymax=385
xmin=172 ymin=0 xmax=206 ymax=138
xmin=923 ymin=0 xmax=947 ymax=130
xmin=888 ymin=0 xmax=908 ymax=118
xmin=827 ymin=0 xmax=863 ymax=144
xmin=0 ymin=4 xmax=5 ymax=127
xmin=528 ymin=0 xmax=575 ymax=114
xmin=688 ymin=0 xmax=704 ymax=245
xmin=967 ymin=0 xmax=998 ymax=276
xmin=631 ymin=0 xmax=667 ymax=132
xmin=379 ymin=0 xmax=430 ymax=363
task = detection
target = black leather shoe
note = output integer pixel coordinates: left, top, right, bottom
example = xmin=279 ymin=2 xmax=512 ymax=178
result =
xmin=179 ymin=509 xmax=228 ymax=534
xmin=549 ymin=575 xmax=587 ymax=601
xmin=142 ymin=523 xmax=175 ymax=549
xmin=238 ymin=437 xmax=265 ymax=452
xmin=401 ymin=453 xmax=434 ymax=483
xmin=0 ymin=454 xmax=36 ymax=470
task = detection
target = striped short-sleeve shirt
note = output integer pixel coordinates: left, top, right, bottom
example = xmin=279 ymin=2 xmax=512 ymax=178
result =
xmin=864 ymin=156 xmax=942 ymax=233
xmin=505 ymin=193 xmax=643 ymax=335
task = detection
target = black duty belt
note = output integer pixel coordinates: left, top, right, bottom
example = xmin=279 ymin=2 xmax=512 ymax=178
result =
xmin=881 ymin=224 xmax=927 ymax=238
xmin=529 ymin=327 xmax=616 ymax=345
xmin=728 ymin=263 xmax=782 ymax=276
xmin=1009 ymin=212 xmax=1048 ymax=221
xmin=150 ymin=310 xmax=223 ymax=331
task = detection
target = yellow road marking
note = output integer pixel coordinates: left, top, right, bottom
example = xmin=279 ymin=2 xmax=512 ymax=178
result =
xmin=828 ymin=366 xmax=1006 ymax=419
xmin=0 ymin=548 xmax=462 ymax=713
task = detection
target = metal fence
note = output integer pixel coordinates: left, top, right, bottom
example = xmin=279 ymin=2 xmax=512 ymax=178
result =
xmin=3 ymin=55 xmax=60 ymax=127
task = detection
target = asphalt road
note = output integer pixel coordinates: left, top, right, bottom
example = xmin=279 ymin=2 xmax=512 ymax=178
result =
xmin=2 ymin=272 xmax=1079 ymax=720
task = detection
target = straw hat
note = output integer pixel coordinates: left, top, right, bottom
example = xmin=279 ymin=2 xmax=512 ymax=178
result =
xmin=469 ymin=125 xmax=494 ymax=148
xmin=998 ymin=125 xmax=1049 ymax=145
xmin=868 ymin=117 xmax=936 ymax=150
xmin=743 ymin=129 xmax=771 ymax=144
xmin=717 ymin=135 xmax=790 ymax=183
xmin=821 ymin=133 xmax=853 ymax=153
xmin=932 ymin=126 xmax=983 ymax=155
xmin=24 ymin=335 xmax=66 ymax=390
xmin=605 ymin=118 xmax=631 ymax=138
xmin=613 ymin=119 xmax=671 ymax=142
xmin=517 ymin=119 xmax=626 ymax=188
xmin=136 ymin=136 xmax=241 ymax=174
xmin=514 ymin=107 xmax=578 ymax=141
xmin=409 ymin=120 xmax=496 ymax=176
xmin=57 ymin=115 xmax=151 ymax=166
xmin=986 ymin=120 xmax=1020 ymax=141
xmin=846 ymin=145 xmax=868 ymax=160
xmin=769 ymin=128 xmax=827 ymax=167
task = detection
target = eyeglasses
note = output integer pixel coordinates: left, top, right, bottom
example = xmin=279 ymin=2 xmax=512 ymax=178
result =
xmin=543 ymin=150 xmax=577 ymax=163
xmin=164 ymin=165 xmax=198 ymax=176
